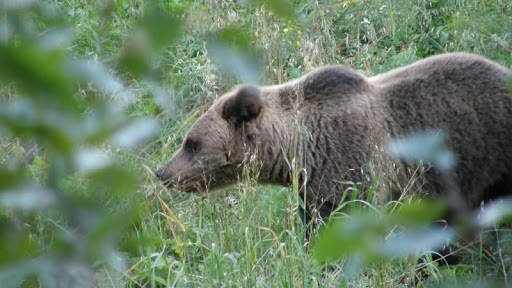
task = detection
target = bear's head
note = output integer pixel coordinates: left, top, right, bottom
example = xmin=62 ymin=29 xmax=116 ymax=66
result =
xmin=155 ymin=85 xmax=266 ymax=192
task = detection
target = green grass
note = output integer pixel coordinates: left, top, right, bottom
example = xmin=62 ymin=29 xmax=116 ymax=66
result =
xmin=14 ymin=0 xmax=512 ymax=287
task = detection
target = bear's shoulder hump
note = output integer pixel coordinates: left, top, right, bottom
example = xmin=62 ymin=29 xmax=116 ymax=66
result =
xmin=300 ymin=65 xmax=370 ymax=102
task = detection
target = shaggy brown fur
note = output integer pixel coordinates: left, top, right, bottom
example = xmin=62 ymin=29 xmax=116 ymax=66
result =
xmin=156 ymin=53 xmax=512 ymax=219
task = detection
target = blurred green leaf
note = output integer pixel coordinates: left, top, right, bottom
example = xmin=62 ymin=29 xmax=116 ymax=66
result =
xmin=0 ymin=44 xmax=78 ymax=112
xmin=140 ymin=3 xmax=182 ymax=52
xmin=68 ymin=60 xmax=135 ymax=106
xmin=207 ymin=26 xmax=263 ymax=84
xmin=312 ymin=212 xmax=385 ymax=264
xmin=74 ymin=148 xmax=111 ymax=173
xmin=0 ymin=182 xmax=55 ymax=211
xmin=214 ymin=26 xmax=254 ymax=51
xmin=478 ymin=198 xmax=512 ymax=227
xmin=0 ymin=0 xmax=36 ymax=11
xmin=391 ymin=199 xmax=447 ymax=226
xmin=0 ymin=258 xmax=95 ymax=288
xmin=0 ymin=99 xmax=76 ymax=155
xmin=86 ymin=165 xmax=138 ymax=202
xmin=207 ymin=41 xmax=263 ymax=84
xmin=81 ymin=104 xmax=126 ymax=144
xmin=0 ymin=167 xmax=24 ymax=190
xmin=386 ymin=129 xmax=455 ymax=172
xmin=0 ymin=233 xmax=39 ymax=267
xmin=85 ymin=209 xmax=136 ymax=262
xmin=381 ymin=228 xmax=454 ymax=257
xmin=118 ymin=2 xmax=183 ymax=77
xmin=146 ymin=81 xmax=176 ymax=117
xmin=110 ymin=118 xmax=160 ymax=149
xmin=37 ymin=28 xmax=72 ymax=51
xmin=118 ymin=30 xmax=153 ymax=77
xmin=313 ymin=199 xmax=453 ymax=266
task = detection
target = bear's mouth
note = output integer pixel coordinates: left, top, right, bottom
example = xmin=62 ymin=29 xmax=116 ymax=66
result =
xmin=160 ymin=175 xmax=209 ymax=193
xmin=160 ymin=166 xmax=235 ymax=193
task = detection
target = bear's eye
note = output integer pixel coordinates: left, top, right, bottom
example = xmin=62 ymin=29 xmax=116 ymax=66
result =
xmin=184 ymin=138 xmax=200 ymax=155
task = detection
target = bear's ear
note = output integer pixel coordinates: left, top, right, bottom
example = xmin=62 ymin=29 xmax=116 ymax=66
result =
xmin=222 ymin=85 xmax=263 ymax=125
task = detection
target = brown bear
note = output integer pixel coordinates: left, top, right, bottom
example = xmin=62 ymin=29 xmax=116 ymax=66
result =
xmin=156 ymin=53 xmax=512 ymax=220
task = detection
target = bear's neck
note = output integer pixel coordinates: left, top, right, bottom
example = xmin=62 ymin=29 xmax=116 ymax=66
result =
xmin=259 ymin=92 xmax=390 ymax=208
xmin=256 ymin=114 xmax=296 ymax=186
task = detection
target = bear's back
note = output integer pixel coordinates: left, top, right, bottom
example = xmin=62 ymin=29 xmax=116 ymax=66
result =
xmin=370 ymin=53 xmax=510 ymax=87
xmin=372 ymin=53 xmax=512 ymax=205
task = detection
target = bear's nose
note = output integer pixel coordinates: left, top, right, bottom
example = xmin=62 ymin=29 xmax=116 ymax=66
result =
xmin=155 ymin=166 xmax=166 ymax=180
